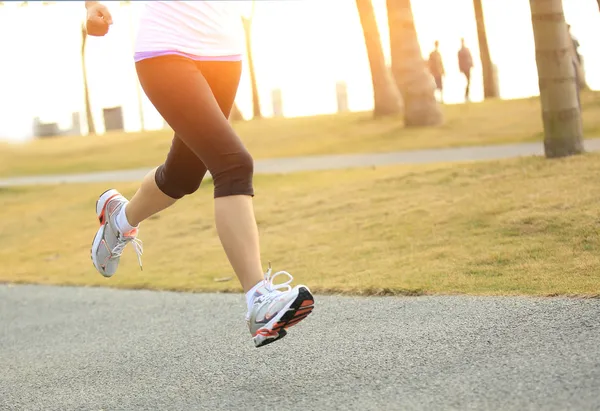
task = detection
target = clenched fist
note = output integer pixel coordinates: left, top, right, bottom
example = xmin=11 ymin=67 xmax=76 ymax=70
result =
xmin=85 ymin=2 xmax=113 ymax=37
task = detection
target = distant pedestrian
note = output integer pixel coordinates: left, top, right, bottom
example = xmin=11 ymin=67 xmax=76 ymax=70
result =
xmin=458 ymin=38 xmax=474 ymax=102
xmin=567 ymin=23 xmax=587 ymax=92
xmin=428 ymin=41 xmax=445 ymax=103
xmin=567 ymin=24 xmax=582 ymax=65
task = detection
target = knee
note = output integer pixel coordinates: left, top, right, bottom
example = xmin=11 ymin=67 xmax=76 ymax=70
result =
xmin=155 ymin=164 xmax=204 ymax=199
xmin=212 ymin=150 xmax=255 ymax=198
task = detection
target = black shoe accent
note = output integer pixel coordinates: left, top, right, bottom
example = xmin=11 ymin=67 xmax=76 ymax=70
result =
xmin=255 ymin=287 xmax=314 ymax=348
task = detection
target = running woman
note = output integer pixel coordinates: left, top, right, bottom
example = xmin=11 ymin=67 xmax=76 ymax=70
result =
xmin=85 ymin=1 xmax=314 ymax=348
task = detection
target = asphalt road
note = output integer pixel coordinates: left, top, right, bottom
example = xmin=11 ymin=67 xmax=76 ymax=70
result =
xmin=1 ymin=284 xmax=598 ymax=411
xmin=2 ymin=139 xmax=600 ymax=187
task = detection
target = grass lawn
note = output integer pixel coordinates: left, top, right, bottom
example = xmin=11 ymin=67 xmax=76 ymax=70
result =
xmin=1 ymin=91 xmax=600 ymax=178
xmin=1 ymin=153 xmax=599 ymax=296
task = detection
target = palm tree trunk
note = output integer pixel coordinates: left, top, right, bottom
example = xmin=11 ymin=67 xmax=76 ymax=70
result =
xmin=356 ymin=0 xmax=402 ymax=117
xmin=473 ymin=0 xmax=498 ymax=99
xmin=242 ymin=17 xmax=262 ymax=119
xmin=386 ymin=0 xmax=442 ymax=126
xmin=529 ymin=0 xmax=583 ymax=158
xmin=81 ymin=24 xmax=95 ymax=135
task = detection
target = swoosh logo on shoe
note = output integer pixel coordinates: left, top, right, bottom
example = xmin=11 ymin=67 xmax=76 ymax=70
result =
xmin=263 ymin=299 xmax=283 ymax=322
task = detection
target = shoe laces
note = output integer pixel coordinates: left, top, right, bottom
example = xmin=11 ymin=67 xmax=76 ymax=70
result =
xmin=245 ymin=263 xmax=293 ymax=322
xmin=111 ymin=236 xmax=144 ymax=271
xmin=263 ymin=262 xmax=293 ymax=293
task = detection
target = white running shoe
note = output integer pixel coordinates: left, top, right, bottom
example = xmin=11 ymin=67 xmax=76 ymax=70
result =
xmin=246 ymin=264 xmax=314 ymax=348
xmin=90 ymin=189 xmax=143 ymax=277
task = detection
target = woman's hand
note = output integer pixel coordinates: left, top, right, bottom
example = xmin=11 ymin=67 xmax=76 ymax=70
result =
xmin=85 ymin=1 xmax=113 ymax=37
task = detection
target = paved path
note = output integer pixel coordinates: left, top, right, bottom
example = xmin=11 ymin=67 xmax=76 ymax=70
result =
xmin=1 ymin=284 xmax=599 ymax=410
xmin=2 ymin=139 xmax=600 ymax=187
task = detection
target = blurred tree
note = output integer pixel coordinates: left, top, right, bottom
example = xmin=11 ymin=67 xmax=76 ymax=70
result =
xmin=356 ymin=0 xmax=402 ymax=117
xmin=530 ymin=0 xmax=583 ymax=158
xmin=242 ymin=1 xmax=261 ymax=119
xmin=386 ymin=0 xmax=442 ymax=126
xmin=473 ymin=0 xmax=498 ymax=99
xmin=81 ymin=24 xmax=96 ymax=135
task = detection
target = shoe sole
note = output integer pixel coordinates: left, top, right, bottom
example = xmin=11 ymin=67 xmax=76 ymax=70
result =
xmin=253 ymin=286 xmax=314 ymax=348
xmin=90 ymin=189 xmax=120 ymax=277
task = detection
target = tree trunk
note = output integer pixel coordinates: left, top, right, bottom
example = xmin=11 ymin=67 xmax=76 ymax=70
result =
xmin=529 ymin=0 xmax=584 ymax=158
xmin=473 ymin=0 xmax=498 ymax=98
xmin=242 ymin=17 xmax=262 ymax=119
xmin=81 ymin=24 xmax=95 ymax=135
xmin=230 ymin=103 xmax=244 ymax=122
xmin=356 ymin=0 xmax=402 ymax=117
xmin=386 ymin=0 xmax=442 ymax=126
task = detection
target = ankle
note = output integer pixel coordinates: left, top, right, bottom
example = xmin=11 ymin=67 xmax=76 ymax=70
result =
xmin=124 ymin=203 xmax=141 ymax=227
xmin=245 ymin=280 xmax=265 ymax=311
xmin=116 ymin=204 xmax=138 ymax=235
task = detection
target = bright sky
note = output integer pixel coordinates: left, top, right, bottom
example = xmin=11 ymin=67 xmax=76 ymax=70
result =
xmin=0 ymin=0 xmax=599 ymax=141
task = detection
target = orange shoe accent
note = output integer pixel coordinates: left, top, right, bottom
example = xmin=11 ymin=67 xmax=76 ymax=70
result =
xmin=123 ymin=228 xmax=138 ymax=238
xmin=98 ymin=193 xmax=121 ymax=225
xmin=272 ymin=308 xmax=313 ymax=332
xmin=286 ymin=311 xmax=312 ymax=327
xmin=300 ymin=300 xmax=314 ymax=307
xmin=255 ymin=328 xmax=278 ymax=337
xmin=285 ymin=313 xmax=311 ymax=329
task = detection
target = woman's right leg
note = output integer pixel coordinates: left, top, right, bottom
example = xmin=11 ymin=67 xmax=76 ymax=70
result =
xmin=135 ymin=56 xmax=314 ymax=347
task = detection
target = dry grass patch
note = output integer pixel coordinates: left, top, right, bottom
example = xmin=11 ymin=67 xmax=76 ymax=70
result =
xmin=1 ymin=153 xmax=599 ymax=296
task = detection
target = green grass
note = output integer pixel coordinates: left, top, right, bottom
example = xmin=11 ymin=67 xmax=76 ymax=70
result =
xmin=1 ymin=153 xmax=599 ymax=296
xmin=1 ymin=91 xmax=600 ymax=178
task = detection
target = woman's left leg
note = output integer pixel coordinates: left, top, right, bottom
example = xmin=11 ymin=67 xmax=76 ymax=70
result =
xmin=135 ymin=56 xmax=314 ymax=347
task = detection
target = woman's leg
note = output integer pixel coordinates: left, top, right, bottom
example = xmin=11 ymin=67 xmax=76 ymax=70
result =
xmin=124 ymin=167 xmax=175 ymax=227
xmin=133 ymin=56 xmax=313 ymax=347
xmin=91 ymin=126 xmax=209 ymax=277
xmin=135 ymin=56 xmax=263 ymax=293
xmin=125 ymin=136 xmax=207 ymax=226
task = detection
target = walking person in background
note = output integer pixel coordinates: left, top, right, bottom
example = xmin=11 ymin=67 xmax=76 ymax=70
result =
xmin=458 ymin=38 xmax=474 ymax=102
xmin=567 ymin=23 xmax=587 ymax=92
xmin=428 ymin=40 xmax=445 ymax=104
xmin=84 ymin=0 xmax=314 ymax=348
xmin=567 ymin=24 xmax=582 ymax=66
